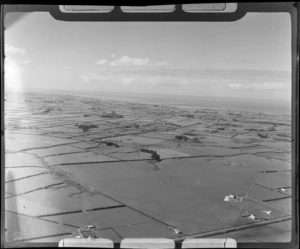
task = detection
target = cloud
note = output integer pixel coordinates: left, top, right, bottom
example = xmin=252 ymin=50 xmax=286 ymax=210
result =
xmin=21 ymin=60 xmax=31 ymax=64
xmin=111 ymin=54 xmax=116 ymax=58
xmin=80 ymin=74 xmax=112 ymax=84
xmin=156 ymin=61 xmax=168 ymax=67
xmin=95 ymin=59 xmax=108 ymax=65
xmin=80 ymin=72 xmax=194 ymax=87
xmin=110 ymin=56 xmax=149 ymax=67
xmin=5 ymin=44 xmax=26 ymax=54
xmin=228 ymin=83 xmax=247 ymax=89
xmin=228 ymin=82 xmax=287 ymax=91
xmin=80 ymin=75 xmax=91 ymax=83
xmin=120 ymin=77 xmax=134 ymax=85
xmin=79 ymin=69 xmax=291 ymax=93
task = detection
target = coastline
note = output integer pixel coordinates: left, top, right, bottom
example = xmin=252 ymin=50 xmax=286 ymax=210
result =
xmin=6 ymin=88 xmax=291 ymax=116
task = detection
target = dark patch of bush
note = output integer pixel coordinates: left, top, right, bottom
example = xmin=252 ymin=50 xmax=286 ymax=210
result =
xmin=140 ymin=148 xmax=161 ymax=161
xmin=258 ymin=133 xmax=268 ymax=139
xmin=175 ymin=135 xmax=189 ymax=141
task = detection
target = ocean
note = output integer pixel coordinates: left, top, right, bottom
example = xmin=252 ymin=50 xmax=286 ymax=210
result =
xmin=54 ymin=90 xmax=291 ymax=116
xmin=12 ymin=88 xmax=291 ymax=116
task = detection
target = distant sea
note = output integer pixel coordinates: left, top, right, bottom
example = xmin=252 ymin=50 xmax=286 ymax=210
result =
xmin=18 ymin=88 xmax=291 ymax=116
xmin=47 ymin=90 xmax=290 ymax=116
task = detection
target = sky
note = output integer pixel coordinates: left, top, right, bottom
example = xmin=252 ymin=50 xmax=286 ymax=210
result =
xmin=4 ymin=11 xmax=292 ymax=101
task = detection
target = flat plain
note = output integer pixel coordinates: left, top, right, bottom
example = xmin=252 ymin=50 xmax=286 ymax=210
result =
xmin=4 ymin=91 xmax=292 ymax=243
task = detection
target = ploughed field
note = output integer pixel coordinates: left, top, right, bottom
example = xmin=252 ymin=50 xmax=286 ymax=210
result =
xmin=5 ymin=91 xmax=292 ymax=243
